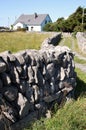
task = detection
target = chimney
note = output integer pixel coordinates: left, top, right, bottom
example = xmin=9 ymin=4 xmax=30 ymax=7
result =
xmin=34 ymin=13 xmax=38 ymax=19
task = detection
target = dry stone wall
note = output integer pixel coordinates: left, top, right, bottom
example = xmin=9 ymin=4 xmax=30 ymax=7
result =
xmin=76 ymin=32 xmax=86 ymax=54
xmin=0 ymin=33 xmax=76 ymax=130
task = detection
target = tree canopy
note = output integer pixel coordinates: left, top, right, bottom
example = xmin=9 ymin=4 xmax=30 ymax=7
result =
xmin=43 ymin=6 xmax=86 ymax=32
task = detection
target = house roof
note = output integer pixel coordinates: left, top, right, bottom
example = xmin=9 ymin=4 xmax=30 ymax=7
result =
xmin=14 ymin=13 xmax=51 ymax=25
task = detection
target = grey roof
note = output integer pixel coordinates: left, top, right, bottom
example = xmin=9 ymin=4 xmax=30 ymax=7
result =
xmin=14 ymin=13 xmax=51 ymax=25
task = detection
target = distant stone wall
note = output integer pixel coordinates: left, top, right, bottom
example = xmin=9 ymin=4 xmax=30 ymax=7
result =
xmin=76 ymin=32 xmax=86 ymax=54
xmin=41 ymin=32 xmax=61 ymax=47
xmin=0 ymin=34 xmax=76 ymax=130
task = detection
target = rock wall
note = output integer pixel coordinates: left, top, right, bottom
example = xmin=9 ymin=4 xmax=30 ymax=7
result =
xmin=76 ymin=32 xmax=86 ymax=54
xmin=0 ymin=34 xmax=76 ymax=130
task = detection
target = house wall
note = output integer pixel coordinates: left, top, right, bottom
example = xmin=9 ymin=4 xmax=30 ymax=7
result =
xmin=28 ymin=25 xmax=41 ymax=31
xmin=27 ymin=15 xmax=52 ymax=32
xmin=41 ymin=15 xmax=52 ymax=31
xmin=13 ymin=22 xmax=26 ymax=30
xmin=13 ymin=15 xmax=52 ymax=31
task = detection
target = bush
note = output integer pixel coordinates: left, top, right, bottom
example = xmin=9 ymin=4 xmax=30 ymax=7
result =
xmin=17 ymin=28 xmax=27 ymax=32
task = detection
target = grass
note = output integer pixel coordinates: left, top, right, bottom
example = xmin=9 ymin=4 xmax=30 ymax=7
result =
xmin=75 ymin=68 xmax=86 ymax=99
xmin=74 ymin=56 xmax=86 ymax=64
xmin=0 ymin=32 xmax=51 ymax=52
xmin=24 ymin=97 xmax=86 ymax=130
xmin=0 ymin=32 xmax=86 ymax=130
xmin=59 ymin=37 xmax=72 ymax=48
xmin=24 ymin=68 xmax=86 ymax=130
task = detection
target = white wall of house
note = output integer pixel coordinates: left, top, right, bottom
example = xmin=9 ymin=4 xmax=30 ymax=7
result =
xmin=13 ymin=15 xmax=52 ymax=31
xmin=27 ymin=25 xmax=41 ymax=32
xmin=13 ymin=22 xmax=26 ymax=30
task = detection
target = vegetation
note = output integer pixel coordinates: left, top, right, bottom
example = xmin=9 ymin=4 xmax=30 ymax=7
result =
xmin=24 ymin=97 xmax=86 ymax=130
xmin=74 ymin=56 xmax=86 ymax=64
xmin=43 ymin=6 xmax=86 ymax=32
xmin=23 ymin=35 xmax=86 ymax=130
xmin=0 ymin=31 xmax=86 ymax=130
xmin=23 ymin=68 xmax=86 ymax=130
xmin=0 ymin=32 xmax=51 ymax=52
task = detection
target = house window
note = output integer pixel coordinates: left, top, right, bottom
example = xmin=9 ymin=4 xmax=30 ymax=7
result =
xmin=26 ymin=27 xmax=28 ymax=31
xmin=45 ymin=20 xmax=47 ymax=24
xmin=31 ymin=26 xmax=33 ymax=31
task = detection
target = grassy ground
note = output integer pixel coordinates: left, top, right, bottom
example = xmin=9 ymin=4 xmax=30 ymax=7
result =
xmin=0 ymin=32 xmax=51 ymax=52
xmin=25 ymin=97 xmax=86 ymax=130
xmin=24 ymin=35 xmax=86 ymax=130
xmin=74 ymin=56 xmax=86 ymax=64
xmin=0 ymin=32 xmax=86 ymax=130
xmin=24 ymin=68 xmax=86 ymax=130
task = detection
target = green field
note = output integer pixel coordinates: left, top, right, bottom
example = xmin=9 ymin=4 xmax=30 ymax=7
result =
xmin=0 ymin=32 xmax=86 ymax=130
xmin=0 ymin=32 xmax=51 ymax=52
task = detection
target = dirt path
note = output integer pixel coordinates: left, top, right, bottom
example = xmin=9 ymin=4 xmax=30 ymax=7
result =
xmin=60 ymin=34 xmax=86 ymax=73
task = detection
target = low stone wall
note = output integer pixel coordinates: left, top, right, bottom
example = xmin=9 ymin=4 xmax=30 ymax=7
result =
xmin=41 ymin=32 xmax=61 ymax=47
xmin=76 ymin=32 xmax=86 ymax=54
xmin=0 ymin=34 xmax=76 ymax=130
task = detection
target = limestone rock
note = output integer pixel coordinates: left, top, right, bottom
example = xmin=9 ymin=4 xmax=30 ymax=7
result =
xmin=17 ymin=93 xmax=30 ymax=119
xmin=4 ymin=86 xmax=18 ymax=102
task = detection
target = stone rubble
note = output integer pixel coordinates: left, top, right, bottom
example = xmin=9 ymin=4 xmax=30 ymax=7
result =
xmin=76 ymin=32 xmax=86 ymax=54
xmin=0 ymin=33 xmax=76 ymax=130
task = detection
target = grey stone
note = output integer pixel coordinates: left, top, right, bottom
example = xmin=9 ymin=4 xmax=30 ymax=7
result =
xmin=17 ymin=93 xmax=30 ymax=119
xmin=14 ymin=53 xmax=25 ymax=65
xmin=14 ymin=59 xmax=22 ymax=74
xmin=10 ymin=65 xmax=20 ymax=84
xmin=43 ymin=91 xmax=62 ymax=103
xmin=0 ymin=78 xmax=3 ymax=90
xmin=0 ymin=33 xmax=76 ymax=129
xmin=20 ymin=64 xmax=27 ymax=79
xmin=19 ymin=80 xmax=27 ymax=94
xmin=0 ymin=72 xmax=11 ymax=86
xmin=8 ymin=53 xmax=16 ymax=62
xmin=0 ymin=60 xmax=6 ymax=73
xmin=0 ymin=115 xmax=5 ymax=130
xmin=4 ymin=86 xmax=18 ymax=102
xmin=28 ymin=66 xmax=35 ymax=84
xmin=46 ymin=63 xmax=55 ymax=77
xmin=60 ymin=67 xmax=66 ymax=81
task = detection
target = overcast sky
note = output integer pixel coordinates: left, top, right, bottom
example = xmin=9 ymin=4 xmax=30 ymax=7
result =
xmin=0 ymin=0 xmax=86 ymax=26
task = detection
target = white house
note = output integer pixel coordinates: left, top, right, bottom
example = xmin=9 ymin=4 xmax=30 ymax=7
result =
xmin=13 ymin=13 xmax=52 ymax=31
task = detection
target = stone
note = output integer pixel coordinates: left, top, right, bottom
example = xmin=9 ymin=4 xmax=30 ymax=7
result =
xmin=0 ymin=115 xmax=5 ymax=130
xmin=45 ymin=110 xmax=51 ymax=118
xmin=17 ymin=93 xmax=30 ymax=119
xmin=0 ymin=33 xmax=76 ymax=129
xmin=4 ymin=86 xmax=18 ymax=102
xmin=14 ymin=59 xmax=22 ymax=74
xmin=60 ymin=67 xmax=66 ymax=81
xmin=46 ymin=63 xmax=55 ymax=77
xmin=10 ymin=65 xmax=20 ymax=84
xmin=32 ymin=85 xmax=39 ymax=102
xmin=19 ymin=80 xmax=27 ymax=94
xmin=8 ymin=53 xmax=16 ymax=62
xmin=0 ymin=72 xmax=11 ymax=86
xmin=20 ymin=64 xmax=27 ymax=79
xmin=43 ymin=91 xmax=62 ymax=103
xmin=0 ymin=59 xmax=6 ymax=73
xmin=0 ymin=78 xmax=3 ymax=90
xmin=14 ymin=53 xmax=25 ymax=65
xmin=28 ymin=66 xmax=35 ymax=84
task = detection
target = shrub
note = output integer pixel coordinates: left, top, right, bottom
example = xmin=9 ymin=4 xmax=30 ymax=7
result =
xmin=17 ymin=28 xmax=27 ymax=32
